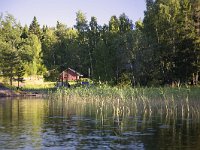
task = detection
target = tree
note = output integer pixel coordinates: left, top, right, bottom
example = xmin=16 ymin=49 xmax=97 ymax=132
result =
xmin=93 ymin=24 xmax=113 ymax=81
xmin=119 ymin=13 xmax=133 ymax=33
xmin=29 ymin=16 xmax=42 ymax=39
xmin=173 ymin=0 xmax=196 ymax=83
xmin=109 ymin=15 xmax=120 ymax=33
xmin=88 ymin=16 xmax=100 ymax=78
xmin=191 ymin=0 xmax=200 ymax=84
xmin=0 ymin=13 xmax=24 ymax=85
xmin=15 ymin=61 xmax=25 ymax=89
xmin=21 ymin=25 xmax=29 ymax=39
xmin=0 ymin=49 xmax=20 ymax=85
xmin=74 ymin=11 xmax=88 ymax=44
xmin=41 ymin=27 xmax=58 ymax=70
xmin=1 ymin=5 xmax=198 ymax=86
xmin=24 ymin=34 xmax=45 ymax=76
xmin=141 ymin=0 xmax=199 ymax=85
xmin=74 ymin=11 xmax=90 ymax=75
xmin=41 ymin=22 xmax=80 ymax=81
xmin=192 ymin=0 xmax=200 ymax=36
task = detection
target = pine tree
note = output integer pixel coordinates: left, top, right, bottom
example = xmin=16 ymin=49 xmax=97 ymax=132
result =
xmin=15 ymin=62 xmax=25 ymax=89
xmin=0 ymin=49 xmax=19 ymax=85
xmin=29 ymin=16 xmax=41 ymax=39
xmin=21 ymin=25 xmax=29 ymax=39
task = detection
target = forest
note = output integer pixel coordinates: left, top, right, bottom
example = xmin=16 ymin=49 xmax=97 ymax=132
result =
xmin=0 ymin=0 xmax=199 ymax=87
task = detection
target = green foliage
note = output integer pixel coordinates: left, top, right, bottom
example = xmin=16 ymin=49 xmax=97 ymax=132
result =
xmin=0 ymin=2 xmax=199 ymax=87
xmin=0 ymin=13 xmax=46 ymax=86
xmin=0 ymin=13 xmax=23 ymax=85
xmin=139 ymin=0 xmax=200 ymax=85
xmin=118 ymin=73 xmax=132 ymax=87
xmin=24 ymin=34 xmax=45 ymax=76
xmin=0 ymin=49 xmax=19 ymax=85
xmin=29 ymin=16 xmax=42 ymax=38
xmin=14 ymin=62 xmax=25 ymax=88
xmin=109 ymin=15 xmax=120 ymax=33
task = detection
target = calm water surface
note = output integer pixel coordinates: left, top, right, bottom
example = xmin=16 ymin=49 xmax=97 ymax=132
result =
xmin=0 ymin=98 xmax=200 ymax=149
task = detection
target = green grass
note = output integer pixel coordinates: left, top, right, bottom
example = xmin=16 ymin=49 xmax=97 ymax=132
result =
xmin=22 ymin=82 xmax=55 ymax=90
xmin=0 ymin=77 xmax=56 ymax=94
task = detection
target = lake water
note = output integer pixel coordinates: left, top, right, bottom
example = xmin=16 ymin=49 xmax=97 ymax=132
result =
xmin=0 ymin=98 xmax=200 ymax=149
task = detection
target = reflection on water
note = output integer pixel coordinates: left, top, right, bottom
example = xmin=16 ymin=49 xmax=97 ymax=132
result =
xmin=0 ymin=98 xmax=200 ymax=149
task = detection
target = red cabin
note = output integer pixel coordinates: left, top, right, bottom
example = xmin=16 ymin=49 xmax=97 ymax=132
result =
xmin=59 ymin=68 xmax=83 ymax=81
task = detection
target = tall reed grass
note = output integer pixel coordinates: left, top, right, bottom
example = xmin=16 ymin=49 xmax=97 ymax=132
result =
xmin=44 ymin=85 xmax=200 ymax=143
xmin=47 ymin=85 xmax=200 ymax=122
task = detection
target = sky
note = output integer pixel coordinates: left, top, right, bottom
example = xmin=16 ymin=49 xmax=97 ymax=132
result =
xmin=0 ymin=0 xmax=146 ymax=27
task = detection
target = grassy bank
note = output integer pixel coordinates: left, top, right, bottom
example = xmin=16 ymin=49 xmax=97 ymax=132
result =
xmin=0 ymin=77 xmax=56 ymax=97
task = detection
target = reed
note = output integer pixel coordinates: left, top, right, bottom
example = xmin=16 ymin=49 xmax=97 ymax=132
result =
xmin=47 ymin=85 xmax=200 ymax=121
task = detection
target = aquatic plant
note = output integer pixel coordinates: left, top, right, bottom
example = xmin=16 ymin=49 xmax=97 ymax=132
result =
xmin=47 ymin=85 xmax=200 ymax=123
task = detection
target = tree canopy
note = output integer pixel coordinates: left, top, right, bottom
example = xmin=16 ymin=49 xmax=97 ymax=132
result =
xmin=0 ymin=0 xmax=199 ymax=86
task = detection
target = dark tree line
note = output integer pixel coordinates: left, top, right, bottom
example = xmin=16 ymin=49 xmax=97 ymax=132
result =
xmin=0 ymin=0 xmax=199 ymax=86
xmin=139 ymin=0 xmax=200 ymax=86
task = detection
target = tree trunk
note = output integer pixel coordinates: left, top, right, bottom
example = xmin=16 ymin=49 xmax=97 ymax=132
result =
xmin=62 ymin=71 xmax=64 ymax=86
xmin=196 ymin=72 xmax=199 ymax=84
xmin=88 ymin=50 xmax=93 ymax=78
xmin=116 ymin=66 xmax=119 ymax=84
xmin=193 ymin=72 xmax=199 ymax=85
xmin=10 ymin=77 xmax=12 ymax=86
xmin=18 ymin=77 xmax=20 ymax=89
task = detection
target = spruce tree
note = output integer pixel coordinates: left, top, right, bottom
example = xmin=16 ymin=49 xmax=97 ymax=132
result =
xmin=29 ymin=16 xmax=42 ymax=39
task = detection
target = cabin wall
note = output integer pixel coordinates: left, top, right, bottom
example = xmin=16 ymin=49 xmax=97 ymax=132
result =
xmin=59 ymin=69 xmax=79 ymax=81
xmin=67 ymin=71 xmax=78 ymax=80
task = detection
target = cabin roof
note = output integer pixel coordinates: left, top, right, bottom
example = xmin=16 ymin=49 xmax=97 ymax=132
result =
xmin=61 ymin=68 xmax=83 ymax=76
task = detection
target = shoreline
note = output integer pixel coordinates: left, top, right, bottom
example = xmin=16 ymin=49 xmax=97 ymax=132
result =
xmin=0 ymin=84 xmax=46 ymax=98
xmin=0 ymin=89 xmax=45 ymax=98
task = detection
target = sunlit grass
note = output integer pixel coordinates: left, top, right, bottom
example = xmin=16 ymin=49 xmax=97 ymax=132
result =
xmin=22 ymin=81 xmax=55 ymax=90
xmin=0 ymin=76 xmax=55 ymax=90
